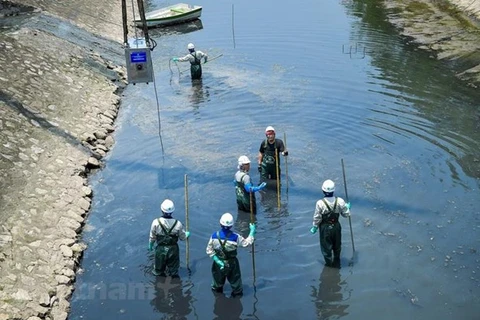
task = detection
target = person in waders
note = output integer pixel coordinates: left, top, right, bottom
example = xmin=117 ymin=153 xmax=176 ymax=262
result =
xmin=234 ymin=155 xmax=266 ymax=214
xmin=310 ymin=180 xmax=351 ymax=268
xmin=148 ymin=199 xmax=190 ymax=277
xmin=206 ymin=213 xmax=256 ymax=297
xmin=258 ymin=126 xmax=288 ymax=181
xmin=173 ymin=43 xmax=208 ymax=80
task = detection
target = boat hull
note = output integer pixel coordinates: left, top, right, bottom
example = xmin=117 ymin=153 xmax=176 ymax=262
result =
xmin=134 ymin=3 xmax=202 ymax=28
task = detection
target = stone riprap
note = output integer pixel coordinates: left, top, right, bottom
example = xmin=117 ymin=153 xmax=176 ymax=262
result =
xmin=0 ymin=0 xmax=131 ymax=318
xmin=382 ymin=0 xmax=480 ymax=86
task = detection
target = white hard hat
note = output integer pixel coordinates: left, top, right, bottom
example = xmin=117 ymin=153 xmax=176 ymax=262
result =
xmin=322 ymin=180 xmax=335 ymax=193
xmin=161 ymin=199 xmax=175 ymax=214
xmin=238 ymin=155 xmax=251 ymax=166
xmin=219 ymin=213 xmax=234 ymax=227
xmin=187 ymin=43 xmax=195 ymax=50
xmin=265 ymin=126 xmax=275 ymax=134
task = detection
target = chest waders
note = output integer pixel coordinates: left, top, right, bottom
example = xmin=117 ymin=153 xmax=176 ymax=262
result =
xmin=319 ymin=198 xmax=342 ymax=268
xmin=235 ymin=173 xmax=256 ymax=214
xmin=190 ymin=53 xmax=202 ymax=80
xmin=211 ymin=231 xmax=243 ymax=296
xmin=154 ymin=219 xmax=181 ymax=276
xmin=261 ymin=139 xmax=280 ymax=180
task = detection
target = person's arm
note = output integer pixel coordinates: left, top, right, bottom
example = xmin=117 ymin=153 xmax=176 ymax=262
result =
xmin=177 ymin=54 xmax=191 ymax=62
xmin=279 ymin=139 xmax=288 ymax=156
xmin=242 ymin=174 xmax=266 ymax=192
xmin=148 ymin=220 xmax=157 ymax=250
xmin=338 ymin=198 xmax=351 ymax=218
xmin=206 ymin=236 xmax=216 ymax=257
xmin=176 ymin=221 xmax=190 ymax=241
xmin=237 ymin=225 xmax=255 ymax=247
xmin=258 ymin=142 xmax=265 ymax=171
xmin=201 ymin=51 xmax=208 ymax=63
xmin=206 ymin=236 xmax=225 ymax=269
xmin=310 ymin=201 xmax=323 ymax=234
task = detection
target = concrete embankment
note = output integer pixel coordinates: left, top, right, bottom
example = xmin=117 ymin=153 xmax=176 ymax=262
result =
xmin=382 ymin=0 xmax=480 ymax=87
xmin=0 ymin=0 xmax=128 ymax=318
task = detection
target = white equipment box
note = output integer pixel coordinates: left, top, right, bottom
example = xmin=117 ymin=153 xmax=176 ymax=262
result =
xmin=125 ymin=38 xmax=153 ymax=84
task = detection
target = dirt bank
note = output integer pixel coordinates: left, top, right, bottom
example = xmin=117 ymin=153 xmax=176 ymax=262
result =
xmin=382 ymin=0 xmax=480 ymax=87
xmin=0 ymin=0 xmax=131 ymax=318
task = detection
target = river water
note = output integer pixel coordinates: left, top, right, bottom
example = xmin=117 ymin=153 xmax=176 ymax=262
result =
xmin=69 ymin=0 xmax=480 ymax=319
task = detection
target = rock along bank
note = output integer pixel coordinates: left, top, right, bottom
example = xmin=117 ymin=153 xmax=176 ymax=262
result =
xmin=0 ymin=0 xmax=129 ymax=319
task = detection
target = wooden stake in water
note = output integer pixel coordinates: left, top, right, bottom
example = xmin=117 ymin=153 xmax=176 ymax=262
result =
xmin=284 ymin=132 xmax=289 ymax=193
xmin=341 ymin=159 xmax=355 ymax=266
xmin=275 ymin=147 xmax=281 ymax=209
xmin=250 ymin=191 xmax=256 ymax=281
xmin=184 ymin=174 xmax=190 ymax=268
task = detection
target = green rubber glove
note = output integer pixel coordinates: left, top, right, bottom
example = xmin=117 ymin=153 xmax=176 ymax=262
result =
xmin=249 ymin=223 xmax=256 ymax=237
xmin=345 ymin=202 xmax=351 ymax=210
xmin=212 ymin=255 xmax=225 ymax=269
xmin=172 ymin=57 xmax=178 ymax=62
xmin=148 ymin=241 xmax=154 ymax=251
xmin=310 ymin=226 xmax=318 ymax=234
xmin=185 ymin=231 xmax=190 ymax=238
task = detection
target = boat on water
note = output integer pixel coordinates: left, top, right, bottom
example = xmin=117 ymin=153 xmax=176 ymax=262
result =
xmin=134 ymin=3 xmax=202 ymax=28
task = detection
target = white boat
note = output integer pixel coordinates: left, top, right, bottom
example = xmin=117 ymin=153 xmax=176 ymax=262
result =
xmin=134 ymin=3 xmax=202 ymax=28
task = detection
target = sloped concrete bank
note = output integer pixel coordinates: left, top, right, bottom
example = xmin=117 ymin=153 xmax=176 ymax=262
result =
xmin=0 ymin=0 xmax=129 ymax=319
xmin=382 ymin=0 xmax=480 ymax=87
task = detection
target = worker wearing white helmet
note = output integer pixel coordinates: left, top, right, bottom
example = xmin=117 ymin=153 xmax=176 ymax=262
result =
xmin=148 ymin=199 xmax=190 ymax=277
xmin=258 ymin=126 xmax=288 ymax=181
xmin=310 ymin=180 xmax=351 ymax=268
xmin=206 ymin=212 xmax=256 ymax=297
xmin=234 ymin=155 xmax=266 ymax=214
xmin=172 ymin=42 xmax=208 ymax=80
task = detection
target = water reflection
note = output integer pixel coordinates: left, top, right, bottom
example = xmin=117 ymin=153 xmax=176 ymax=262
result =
xmin=150 ymin=276 xmax=192 ymax=319
xmin=190 ymin=79 xmax=210 ymax=110
xmin=311 ymin=267 xmax=349 ymax=320
xmin=234 ymin=211 xmax=256 ymax=236
xmin=213 ymin=294 xmax=243 ymax=320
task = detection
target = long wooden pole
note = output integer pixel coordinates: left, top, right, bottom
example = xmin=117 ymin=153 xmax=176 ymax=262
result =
xmin=184 ymin=174 xmax=190 ymax=268
xmin=250 ymin=191 xmax=256 ymax=281
xmin=275 ymin=147 xmax=280 ymax=209
xmin=283 ymin=132 xmax=289 ymax=193
xmin=341 ymin=159 xmax=355 ymax=265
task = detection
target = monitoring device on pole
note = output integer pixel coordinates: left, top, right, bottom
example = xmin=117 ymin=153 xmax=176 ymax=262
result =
xmin=125 ymin=38 xmax=153 ymax=84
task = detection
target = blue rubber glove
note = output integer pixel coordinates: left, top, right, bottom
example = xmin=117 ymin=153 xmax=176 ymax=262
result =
xmin=148 ymin=241 xmax=154 ymax=251
xmin=345 ymin=202 xmax=351 ymax=210
xmin=310 ymin=226 xmax=318 ymax=234
xmin=172 ymin=57 xmax=179 ymax=62
xmin=212 ymin=255 xmax=225 ymax=269
xmin=246 ymin=182 xmax=267 ymax=193
xmin=249 ymin=223 xmax=256 ymax=237
xmin=185 ymin=231 xmax=190 ymax=238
